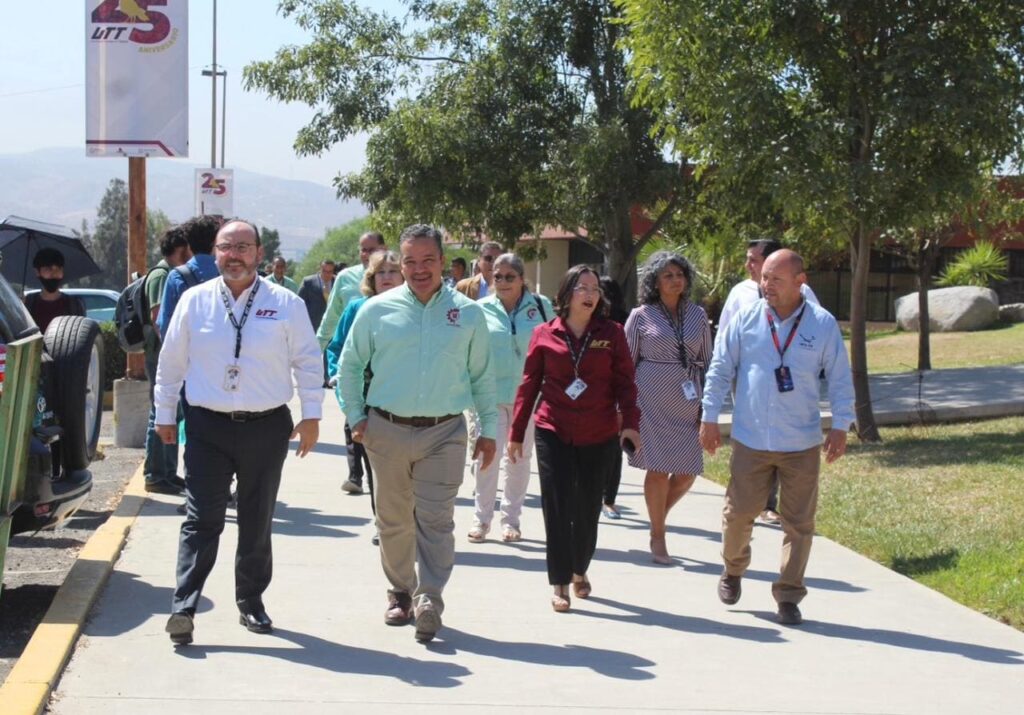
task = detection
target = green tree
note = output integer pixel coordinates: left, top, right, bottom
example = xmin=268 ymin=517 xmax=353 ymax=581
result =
xmin=261 ymin=227 xmax=283 ymax=267
xmin=243 ymin=0 xmax=683 ymax=305
xmin=294 ymin=216 xmax=372 ymax=278
xmin=620 ymin=0 xmax=1024 ymax=439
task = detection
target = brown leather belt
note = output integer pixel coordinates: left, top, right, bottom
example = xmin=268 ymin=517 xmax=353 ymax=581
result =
xmin=373 ymin=407 xmax=460 ymax=428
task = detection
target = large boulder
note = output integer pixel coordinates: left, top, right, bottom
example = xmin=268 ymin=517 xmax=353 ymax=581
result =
xmin=999 ymin=303 xmax=1024 ymax=323
xmin=895 ymin=286 xmax=999 ymax=332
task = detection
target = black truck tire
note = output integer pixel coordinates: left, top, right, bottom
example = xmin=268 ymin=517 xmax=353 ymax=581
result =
xmin=44 ymin=316 xmax=105 ymax=471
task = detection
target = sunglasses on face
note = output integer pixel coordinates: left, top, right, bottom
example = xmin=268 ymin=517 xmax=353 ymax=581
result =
xmin=493 ymin=273 xmax=521 ymax=283
xmin=480 ymin=254 xmax=497 ymax=262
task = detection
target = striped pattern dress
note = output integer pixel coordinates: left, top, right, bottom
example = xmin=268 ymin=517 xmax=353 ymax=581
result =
xmin=624 ymin=302 xmax=712 ymax=474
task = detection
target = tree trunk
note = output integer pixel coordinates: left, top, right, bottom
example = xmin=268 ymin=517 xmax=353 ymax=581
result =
xmin=916 ymin=248 xmax=934 ymax=371
xmin=848 ymin=222 xmax=881 ymax=442
xmin=605 ymin=203 xmax=639 ymax=309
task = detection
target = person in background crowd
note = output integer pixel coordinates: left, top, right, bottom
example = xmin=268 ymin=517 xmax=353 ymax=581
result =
xmin=445 ymin=256 xmax=467 ymax=288
xmin=717 ymin=238 xmax=820 ymax=525
xmin=625 ymin=251 xmax=711 ymax=564
xmin=326 ymin=250 xmax=404 ymax=520
xmin=157 ymin=215 xmax=223 ymax=337
xmin=597 ymin=275 xmax=629 ymax=520
xmin=455 ymin=241 xmax=502 ymax=299
xmin=316 ymin=232 xmax=386 ymax=349
xmin=156 ymin=220 xmax=323 ymax=645
xmin=23 ymin=247 xmax=85 ymax=333
xmin=143 ymin=226 xmax=192 ymax=495
xmin=298 ymin=258 xmax=337 ymax=386
xmin=701 ymin=249 xmax=853 ymax=626
xmin=468 ymin=253 xmax=553 ymax=544
xmin=509 ymin=266 xmax=640 ymax=613
xmin=339 ymin=224 xmax=496 ymax=644
xmin=267 ymin=256 xmax=299 ymax=293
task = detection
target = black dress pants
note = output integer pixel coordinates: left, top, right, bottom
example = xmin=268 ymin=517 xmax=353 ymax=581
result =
xmin=343 ymin=420 xmax=376 ymax=514
xmin=172 ymin=405 xmax=292 ymax=614
xmin=535 ymin=427 xmax=619 ymax=585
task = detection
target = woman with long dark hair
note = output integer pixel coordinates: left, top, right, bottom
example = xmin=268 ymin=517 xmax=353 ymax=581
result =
xmin=625 ymin=251 xmax=711 ymax=564
xmin=509 ymin=266 xmax=640 ymax=612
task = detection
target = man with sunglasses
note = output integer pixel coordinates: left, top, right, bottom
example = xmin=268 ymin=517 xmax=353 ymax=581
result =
xmin=455 ymin=241 xmax=503 ymax=299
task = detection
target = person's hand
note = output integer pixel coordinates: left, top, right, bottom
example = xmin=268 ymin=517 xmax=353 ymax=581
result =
xmin=291 ymin=419 xmax=320 ymax=458
xmin=350 ymin=419 xmax=368 ymax=443
xmin=327 ymin=375 xmax=338 ymax=388
xmin=155 ymin=424 xmax=177 ymax=445
xmin=620 ymin=428 xmax=641 ymax=454
xmin=473 ymin=437 xmax=497 ymax=471
xmin=699 ymin=421 xmax=721 ymax=455
xmin=507 ymin=441 xmax=524 ymax=464
xmin=823 ymin=428 xmax=848 ymax=464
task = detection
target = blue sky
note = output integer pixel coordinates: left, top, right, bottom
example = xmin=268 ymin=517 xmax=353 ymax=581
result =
xmin=0 ymin=1 xmax=406 ymax=188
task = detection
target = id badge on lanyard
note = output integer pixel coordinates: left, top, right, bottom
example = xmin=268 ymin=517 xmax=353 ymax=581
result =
xmin=563 ymin=331 xmax=592 ymax=401
xmin=766 ymin=304 xmax=805 ymax=393
xmin=219 ymin=280 xmax=261 ymax=392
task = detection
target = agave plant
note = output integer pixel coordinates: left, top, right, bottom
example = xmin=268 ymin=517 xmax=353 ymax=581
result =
xmin=937 ymin=242 xmax=1008 ymax=288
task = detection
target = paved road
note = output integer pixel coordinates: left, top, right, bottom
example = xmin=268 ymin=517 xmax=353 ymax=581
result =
xmin=44 ymin=390 xmax=1024 ymax=714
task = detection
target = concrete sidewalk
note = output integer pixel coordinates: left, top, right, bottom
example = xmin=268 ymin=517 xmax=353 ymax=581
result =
xmin=41 ymin=389 xmax=1024 ymax=714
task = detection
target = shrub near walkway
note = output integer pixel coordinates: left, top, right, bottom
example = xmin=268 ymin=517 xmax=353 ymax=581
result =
xmin=702 ymin=416 xmax=1024 ymax=629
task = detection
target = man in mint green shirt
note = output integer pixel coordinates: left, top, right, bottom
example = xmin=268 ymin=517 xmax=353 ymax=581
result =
xmin=316 ymin=231 xmax=385 ymax=348
xmin=339 ymin=224 xmax=496 ymax=644
xmin=266 ymin=256 xmax=299 ymax=293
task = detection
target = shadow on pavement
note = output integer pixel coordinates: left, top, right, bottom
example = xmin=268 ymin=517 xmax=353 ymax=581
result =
xmin=681 ymin=557 xmax=867 ymax=593
xmin=739 ymin=610 xmax=1024 ymax=664
xmin=434 ymin=627 xmax=656 ymax=679
xmin=177 ymin=628 xmax=470 ymax=688
xmin=270 ymin=501 xmax=371 ymax=539
xmin=578 ymin=596 xmax=785 ymax=644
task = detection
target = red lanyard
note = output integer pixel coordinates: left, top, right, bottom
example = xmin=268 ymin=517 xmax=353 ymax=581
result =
xmin=765 ymin=304 xmax=805 ymax=367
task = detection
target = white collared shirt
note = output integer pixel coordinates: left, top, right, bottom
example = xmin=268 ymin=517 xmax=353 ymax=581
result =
xmin=155 ymin=276 xmax=324 ymax=424
xmin=717 ymin=279 xmax=819 ymax=346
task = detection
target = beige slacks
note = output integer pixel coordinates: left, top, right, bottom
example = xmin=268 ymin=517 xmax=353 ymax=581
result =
xmin=362 ymin=410 xmax=467 ymax=614
xmin=722 ymin=439 xmax=820 ymax=604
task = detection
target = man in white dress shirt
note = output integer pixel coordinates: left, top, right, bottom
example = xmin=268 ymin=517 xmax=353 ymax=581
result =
xmin=155 ymin=220 xmax=324 ymax=645
xmin=716 ymin=238 xmax=820 ymax=525
xmin=701 ymin=250 xmax=854 ymax=626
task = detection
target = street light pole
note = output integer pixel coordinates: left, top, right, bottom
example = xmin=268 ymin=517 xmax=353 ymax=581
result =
xmin=203 ymin=68 xmax=227 ymax=168
xmin=210 ymin=0 xmax=218 ymax=169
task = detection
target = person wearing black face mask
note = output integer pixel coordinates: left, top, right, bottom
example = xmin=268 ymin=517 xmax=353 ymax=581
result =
xmin=24 ymin=247 xmax=86 ymax=333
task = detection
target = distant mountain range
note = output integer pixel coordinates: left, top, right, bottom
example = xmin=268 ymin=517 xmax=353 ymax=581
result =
xmin=0 ymin=148 xmax=365 ymax=254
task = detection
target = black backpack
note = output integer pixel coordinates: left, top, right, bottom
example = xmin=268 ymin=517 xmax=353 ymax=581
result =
xmin=114 ymin=267 xmax=160 ymax=353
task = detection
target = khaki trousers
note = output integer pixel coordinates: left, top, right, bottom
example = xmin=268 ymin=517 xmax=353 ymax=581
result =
xmin=363 ymin=410 xmax=467 ymax=615
xmin=722 ymin=439 xmax=820 ymax=604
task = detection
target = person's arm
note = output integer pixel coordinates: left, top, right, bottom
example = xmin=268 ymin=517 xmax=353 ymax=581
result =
xmin=153 ymin=292 xmax=191 ymax=427
xmin=338 ymin=305 xmax=373 ymax=425
xmin=610 ymin=323 xmax=640 ymax=432
xmin=822 ymin=317 xmax=855 ymax=435
xmin=467 ymin=307 xmax=498 ymax=439
xmin=316 ymin=276 xmax=348 ymax=349
xmin=156 ymin=271 xmax=183 ymax=339
xmin=327 ymin=300 xmax=361 ymax=380
xmin=509 ymin=328 xmax=545 ymax=443
xmin=695 ymin=305 xmax=713 ymax=368
xmin=286 ymin=295 xmax=324 ymax=456
xmin=623 ymin=307 xmax=641 ymax=365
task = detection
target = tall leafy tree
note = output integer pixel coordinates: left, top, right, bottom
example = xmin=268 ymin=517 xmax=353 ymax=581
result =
xmin=260 ymin=227 xmax=283 ymax=265
xmin=244 ymin=0 xmax=683 ymax=303
xmin=620 ymin=0 xmax=1024 ymax=439
xmin=293 ymin=216 xmax=372 ymax=278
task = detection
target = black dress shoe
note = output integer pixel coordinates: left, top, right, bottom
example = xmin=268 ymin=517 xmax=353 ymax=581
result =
xmin=238 ymin=608 xmax=273 ymax=634
xmin=718 ymin=573 xmax=742 ymax=605
xmin=166 ymin=611 xmax=194 ymax=645
xmin=145 ymin=480 xmax=184 ymax=495
xmin=170 ymin=475 xmax=187 ymax=489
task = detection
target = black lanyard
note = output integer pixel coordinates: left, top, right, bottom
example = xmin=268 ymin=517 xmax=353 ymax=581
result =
xmin=218 ymin=279 xmax=261 ymax=361
xmin=765 ymin=303 xmax=806 ymax=367
xmin=658 ymin=300 xmax=688 ymax=368
xmin=562 ymin=330 xmax=593 ymax=379
xmin=508 ymin=292 xmax=526 ymax=336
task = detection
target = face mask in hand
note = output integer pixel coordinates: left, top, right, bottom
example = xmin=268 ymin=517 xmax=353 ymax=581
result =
xmin=39 ymin=277 xmax=62 ymax=293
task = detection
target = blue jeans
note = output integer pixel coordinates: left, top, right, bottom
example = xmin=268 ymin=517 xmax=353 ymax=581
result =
xmin=144 ymin=349 xmax=180 ymax=484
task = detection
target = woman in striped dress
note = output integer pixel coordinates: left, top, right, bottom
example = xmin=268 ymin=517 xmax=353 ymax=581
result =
xmin=625 ymin=251 xmax=711 ymax=565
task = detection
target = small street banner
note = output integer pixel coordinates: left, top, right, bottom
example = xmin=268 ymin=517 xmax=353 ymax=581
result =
xmin=195 ymin=168 xmax=234 ymax=217
xmin=85 ymin=0 xmax=188 ymax=158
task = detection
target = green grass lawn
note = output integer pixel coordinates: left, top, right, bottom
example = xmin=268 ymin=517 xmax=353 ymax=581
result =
xmin=702 ymin=416 xmax=1024 ymax=629
xmin=847 ymin=321 xmax=1024 ymax=374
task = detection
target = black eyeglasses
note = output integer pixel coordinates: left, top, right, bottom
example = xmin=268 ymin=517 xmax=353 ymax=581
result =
xmin=493 ymin=273 xmax=520 ymax=283
xmin=480 ymin=254 xmax=496 ymax=262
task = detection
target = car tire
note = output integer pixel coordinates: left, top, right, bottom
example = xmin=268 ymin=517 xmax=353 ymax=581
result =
xmin=44 ymin=316 xmax=105 ymax=471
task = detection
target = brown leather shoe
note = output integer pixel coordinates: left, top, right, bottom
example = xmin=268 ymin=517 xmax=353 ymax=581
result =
xmin=718 ymin=573 xmax=742 ymax=605
xmin=385 ymin=591 xmax=413 ymax=626
xmin=777 ymin=601 xmax=803 ymax=625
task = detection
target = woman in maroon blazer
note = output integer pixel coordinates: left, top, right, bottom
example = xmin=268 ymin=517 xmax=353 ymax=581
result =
xmin=509 ymin=265 xmax=640 ymax=612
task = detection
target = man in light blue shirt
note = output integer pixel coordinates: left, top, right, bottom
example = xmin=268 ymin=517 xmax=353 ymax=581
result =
xmin=157 ymin=215 xmax=222 ymax=338
xmin=340 ymin=224 xmax=496 ymax=644
xmin=316 ymin=231 xmax=385 ymax=349
xmin=700 ymin=249 xmax=854 ymax=626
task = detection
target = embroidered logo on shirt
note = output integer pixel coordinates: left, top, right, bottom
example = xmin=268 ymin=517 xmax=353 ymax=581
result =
xmin=590 ymin=339 xmax=611 ymax=349
xmin=255 ymin=309 xmax=279 ymax=319
xmin=446 ymin=308 xmax=461 ymax=326
xmin=798 ymin=332 xmax=816 ymax=349
xmin=526 ymin=307 xmax=538 ymax=320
